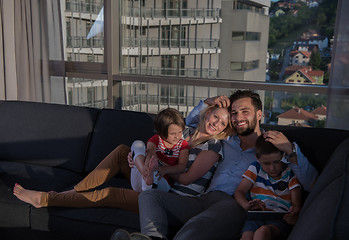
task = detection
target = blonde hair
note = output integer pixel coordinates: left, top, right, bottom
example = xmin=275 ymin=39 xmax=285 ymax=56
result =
xmin=189 ymin=105 xmax=233 ymax=147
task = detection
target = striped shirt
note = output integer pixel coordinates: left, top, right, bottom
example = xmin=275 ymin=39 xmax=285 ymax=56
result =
xmin=243 ymin=161 xmax=301 ymax=212
xmin=170 ymin=127 xmax=223 ymax=196
xmin=148 ymin=134 xmax=189 ymax=166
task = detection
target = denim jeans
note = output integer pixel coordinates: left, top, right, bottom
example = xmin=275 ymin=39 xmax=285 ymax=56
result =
xmin=139 ymin=189 xmax=246 ymax=240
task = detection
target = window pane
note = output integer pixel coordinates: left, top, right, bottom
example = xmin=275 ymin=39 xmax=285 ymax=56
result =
xmin=120 ymin=0 xmax=269 ymax=81
xmin=118 ymin=81 xmax=327 ymax=128
xmin=64 ymin=0 xmax=104 ymax=62
xmin=67 ymin=77 xmax=108 ymax=108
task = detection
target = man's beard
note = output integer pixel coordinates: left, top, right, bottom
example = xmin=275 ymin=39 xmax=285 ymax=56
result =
xmin=234 ymin=115 xmax=257 ymax=136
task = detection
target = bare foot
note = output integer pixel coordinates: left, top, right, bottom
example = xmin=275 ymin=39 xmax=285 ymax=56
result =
xmin=13 ymin=184 xmax=44 ymax=208
xmin=143 ymin=156 xmax=158 ymax=186
xmin=148 ymin=155 xmax=158 ymax=171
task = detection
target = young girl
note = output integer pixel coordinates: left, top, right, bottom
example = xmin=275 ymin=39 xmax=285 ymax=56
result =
xmin=130 ymin=108 xmax=189 ymax=192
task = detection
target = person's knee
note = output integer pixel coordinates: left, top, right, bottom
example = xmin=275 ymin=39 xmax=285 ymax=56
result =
xmin=139 ymin=189 xmax=161 ymax=206
xmin=116 ymin=144 xmax=131 ymax=156
xmin=255 ymin=225 xmax=272 ymax=239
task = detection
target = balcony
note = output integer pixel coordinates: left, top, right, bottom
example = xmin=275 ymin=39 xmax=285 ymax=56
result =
xmin=121 ymin=67 xmax=218 ymax=78
xmin=123 ymin=38 xmax=219 ymax=49
xmin=67 ymin=36 xmax=104 ymax=48
xmin=65 ymin=1 xmax=102 ymax=14
xmin=124 ymin=8 xmax=221 ymax=19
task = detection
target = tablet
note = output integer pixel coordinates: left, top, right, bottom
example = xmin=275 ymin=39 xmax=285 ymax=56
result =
xmin=247 ymin=211 xmax=286 ymax=220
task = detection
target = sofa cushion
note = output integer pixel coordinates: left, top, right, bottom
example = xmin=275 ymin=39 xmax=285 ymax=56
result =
xmin=0 ymin=101 xmax=99 ymax=173
xmin=30 ymin=206 xmax=140 ymax=240
xmin=25 ymin=170 xmax=139 ymax=239
xmin=84 ymin=109 xmax=155 ymax=173
xmin=0 ymin=179 xmax=31 ymax=227
xmin=288 ymin=138 xmax=349 ymax=239
xmin=0 ymin=161 xmax=84 ymax=228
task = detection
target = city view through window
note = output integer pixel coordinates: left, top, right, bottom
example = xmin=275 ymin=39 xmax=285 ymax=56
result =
xmin=63 ymin=0 xmax=337 ymax=128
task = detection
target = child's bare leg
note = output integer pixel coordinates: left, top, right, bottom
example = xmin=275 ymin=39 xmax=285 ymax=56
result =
xmin=254 ymin=225 xmax=280 ymax=240
xmin=240 ymin=231 xmax=254 ymax=240
xmin=143 ymin=156 xmax=158 ymax=186
xmin=134 ymin=155 xmax=146 ymax=175
xmin=13 ymin=184 xmax=44 ymax=208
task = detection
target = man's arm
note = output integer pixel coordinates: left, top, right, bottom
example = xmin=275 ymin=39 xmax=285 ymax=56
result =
xmin=185 ymin=95 xmax=230 ymax=127
xmin=264 ymin=131 xmax=318 ymax=191
xmin=288 ymin=143 xmax=318 ymax=191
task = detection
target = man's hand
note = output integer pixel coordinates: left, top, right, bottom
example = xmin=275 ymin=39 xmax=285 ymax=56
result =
xmin=204 ymin=95 xmax=230 ymax=108
xmin=263 ymin=131 xmax=296 ymax=163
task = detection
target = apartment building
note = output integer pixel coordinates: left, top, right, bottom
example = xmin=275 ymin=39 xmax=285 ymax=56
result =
xmin=64 ymin=0 xmax=270 ymax=116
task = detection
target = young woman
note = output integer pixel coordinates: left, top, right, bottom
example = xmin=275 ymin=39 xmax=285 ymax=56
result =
xmin=13 ymin=105 xmax=232 ymax=213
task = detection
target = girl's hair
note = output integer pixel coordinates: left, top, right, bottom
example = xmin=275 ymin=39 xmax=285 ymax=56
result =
xmin=189 ymin=105 xmax=233 ymax=147
xmin=255 ymin=135 xmax=283 ymax=159
xmin=154 ymin=108 xmax=185 ymax=139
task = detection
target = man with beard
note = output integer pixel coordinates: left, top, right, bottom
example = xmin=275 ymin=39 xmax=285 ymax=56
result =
xmin=138 ymin=90 xmax=318 ymax=240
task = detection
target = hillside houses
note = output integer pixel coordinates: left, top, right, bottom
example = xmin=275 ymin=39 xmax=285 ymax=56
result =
xmin=293 ymin=35 xmax=328 ymax=51
xmin=311 ymin=105 xmax=327 ymax=120
xmin=289 ymin=50 xmax=311 ymax=66
xmin=277 ymin=106 xmax=326 ymax=126
xmin=285 ymin=68 xmax=324 ymax=84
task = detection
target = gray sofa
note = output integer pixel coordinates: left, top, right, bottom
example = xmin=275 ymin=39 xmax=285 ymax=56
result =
xmin=0 ymin=100 xmax=348 ymax=240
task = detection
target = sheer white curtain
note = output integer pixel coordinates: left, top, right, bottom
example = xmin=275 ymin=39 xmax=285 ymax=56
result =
xmin=0 ymin=0 xmax=65 ymax=103
xmin=327 ymin=0 xmax=349 ymax=131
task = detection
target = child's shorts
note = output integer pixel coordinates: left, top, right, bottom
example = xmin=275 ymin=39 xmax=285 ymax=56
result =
xmin=242 ymin=219 xmax=292 ymax=238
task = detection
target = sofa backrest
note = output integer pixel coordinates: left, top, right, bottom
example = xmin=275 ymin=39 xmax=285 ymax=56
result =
xmin=84 ymin=109 xmax=155 ymax=173
xmin=0 ymin=101 xmax=99 ymax=173
xmin=262 ymin=124 xmax=349 ymax=173
xmin=288 ymin=137 xmax=349 ymax=239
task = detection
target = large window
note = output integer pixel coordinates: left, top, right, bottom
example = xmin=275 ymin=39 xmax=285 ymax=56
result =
xmin=59 ymin=0 xmax=349 ymax=130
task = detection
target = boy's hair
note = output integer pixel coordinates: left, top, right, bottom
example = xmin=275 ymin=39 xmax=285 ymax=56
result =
xmin=255 ymin=135 xmax=283 ymax=159
xmin=229 ymin=90 xmax=262 ymax=112
xmin=154 ymin=108 xmax=185 ymax=139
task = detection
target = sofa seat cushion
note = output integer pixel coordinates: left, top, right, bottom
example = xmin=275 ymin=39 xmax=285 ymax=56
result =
xmin=0 ymin=161 xmax=84 ymax=229
xmin=30 ymin=206 xmax=140 ymax=240
xmin=0 ymin=161 xmax=84 ymax=192
xmin=0 ymin=179 xmax=31 ymax=227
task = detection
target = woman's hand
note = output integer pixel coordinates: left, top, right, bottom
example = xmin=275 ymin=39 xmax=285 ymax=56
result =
xmin=127 ymin=152 xmax=135 ymax=168
xmin=155 ymin=167 xmax=167 ymax=180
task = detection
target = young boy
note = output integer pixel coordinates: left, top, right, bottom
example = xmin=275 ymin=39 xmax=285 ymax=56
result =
xmin=234 ymin=135 xmax=302 ymax=240
xmin=130 ymin=108 xmax=190 ymax=192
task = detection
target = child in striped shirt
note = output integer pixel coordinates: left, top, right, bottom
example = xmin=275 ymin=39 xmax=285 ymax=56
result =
xmin=234 ymin=135 xmax=302 ymax=240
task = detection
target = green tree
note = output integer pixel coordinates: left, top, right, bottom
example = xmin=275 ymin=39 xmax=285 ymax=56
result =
xmin=315 ymin=119 xmax=326 ymax=128
xmin=309 ymin=50 xmax=322 ymax=70
xmin=316 ymin=11 xmax=327 ymax=25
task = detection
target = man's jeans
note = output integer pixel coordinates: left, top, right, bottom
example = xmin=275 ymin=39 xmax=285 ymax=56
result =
xmin=139 ymin=189 xmax=246 ymax=240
